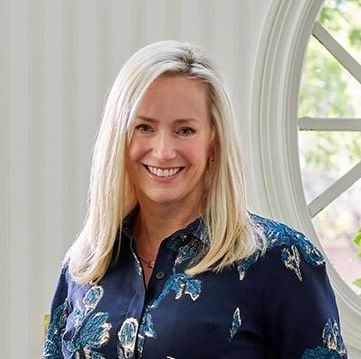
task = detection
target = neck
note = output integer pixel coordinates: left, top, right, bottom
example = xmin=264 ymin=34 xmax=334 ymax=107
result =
xmin=133 ymin=201 xmax=201 ymax=254
xmin=131 ymin=181 xmax=206 ymax=262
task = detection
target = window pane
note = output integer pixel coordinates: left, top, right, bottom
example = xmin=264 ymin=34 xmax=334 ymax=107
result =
xmin=299 ymin=131 xmax=361 ymax=202
xmin=312 ymin=182 xmax=361 ymax=295
xmin=298 ymin=0 xmax=361 ymax=295
xmin=299 ymin=37 xmax=361 ymax=118
xmin=319 ymin=0 xmax=361 ymax=65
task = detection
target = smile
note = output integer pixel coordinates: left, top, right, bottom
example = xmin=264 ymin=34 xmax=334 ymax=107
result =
xmin=145 ymin=165 xmax=183 ymax=178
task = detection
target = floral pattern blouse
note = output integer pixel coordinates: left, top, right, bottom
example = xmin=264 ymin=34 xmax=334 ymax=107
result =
xmin=43 ymin=212 xmax=348 ymax=358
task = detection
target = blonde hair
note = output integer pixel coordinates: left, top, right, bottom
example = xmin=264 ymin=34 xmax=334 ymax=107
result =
xmin=65 ymin=40 xmax=265 ymax=284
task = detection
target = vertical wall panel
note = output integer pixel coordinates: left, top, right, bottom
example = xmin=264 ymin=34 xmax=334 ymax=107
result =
xmin=9 ymin=0 xmax=30 ymax=356
xmin=0 ymin=0 xmax=10 ymax=357
xmin=43 ymin=0 xmax=66 ymax=321
xmin=131 ymin=0 xmax=146 ymax=52
xmin=110 ymin=0 xmax=132 ymax=76
xmin=29 ymin=0 xmax=44 ymax=356
xmin=2 ymin=1 xmax=275 ymax=357
xmin=233 ymin=0 xmax=250 ymax=100
xmin=165 ymin=0 xmax=180 ymax=40
xmin=75 ymin=1 xmax=99 ymax=232
xmin=63 ymin=0 xmax=78 ymax=253
xmin=214 ymin=0 xmax=236 ymax=91
xmin=145 ymin=0 xmax=166 ymax=44
xmin=98 ymin=1 xmax=112 ymax=103
xmin=233 ymin=0 xmax=252 ymax=195
xmin=200 ymin=0 xmax=215 ymax=53
xmin=179 ymin=0 xmax=201 ymax=44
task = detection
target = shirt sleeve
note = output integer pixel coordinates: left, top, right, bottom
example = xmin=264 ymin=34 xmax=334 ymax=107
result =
xmin=262 ymin=237 xmax=348 ymax=358
xmin=42 ymin=265 xmax=69 ymax=358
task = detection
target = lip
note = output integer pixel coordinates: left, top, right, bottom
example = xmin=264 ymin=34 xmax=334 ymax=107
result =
xmin=143 ymin=164 xmax=184 ymax=180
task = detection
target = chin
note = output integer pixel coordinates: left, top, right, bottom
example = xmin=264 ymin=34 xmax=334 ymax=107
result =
xmin=148 ymin=195 xmax=181 ymax=205
xmin=142 ymin=189 xmax=187 ymax=206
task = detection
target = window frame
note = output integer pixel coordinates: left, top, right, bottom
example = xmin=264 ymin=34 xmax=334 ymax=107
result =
xmin=249 ymin=0 xmax=361 ymax=352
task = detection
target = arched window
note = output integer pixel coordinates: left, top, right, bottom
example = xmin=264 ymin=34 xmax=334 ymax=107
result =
xmin=249 ymin=0 xmax=361 ymax=354
xmin=298 ymin=0 xmax=361 ymax=297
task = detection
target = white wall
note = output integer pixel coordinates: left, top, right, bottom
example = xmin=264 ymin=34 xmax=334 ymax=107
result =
xmin=1 ymin=0 xmax=358 ymax=358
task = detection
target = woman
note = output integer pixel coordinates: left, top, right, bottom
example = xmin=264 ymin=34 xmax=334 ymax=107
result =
xmin=43 ymin=41 xmax=347 ymax=358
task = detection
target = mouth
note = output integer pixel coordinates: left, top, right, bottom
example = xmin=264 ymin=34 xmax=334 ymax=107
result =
xmin=144 ymin=165 xmax=184 ymax=178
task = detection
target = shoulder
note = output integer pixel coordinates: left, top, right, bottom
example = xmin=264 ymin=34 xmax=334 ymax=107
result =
xmin=236 ymin=213 xmax=325 ymax=281
xmin=53 ymin=262 xmax=86 ymax=304
xmin=247 ymin=215 xmax=347 ymax=358
xmin=250 ymin=212 xmax=325 ymax=266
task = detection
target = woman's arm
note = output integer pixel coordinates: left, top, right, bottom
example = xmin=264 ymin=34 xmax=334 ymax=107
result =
xmin=42 ymin=266 xmax=69 ymax=358
xmin=262 ymin=237 xmax=347 ymax=358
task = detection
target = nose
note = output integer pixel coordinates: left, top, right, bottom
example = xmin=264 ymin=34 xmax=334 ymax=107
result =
xmin=152 ymin=131 xmax=176 ymax=161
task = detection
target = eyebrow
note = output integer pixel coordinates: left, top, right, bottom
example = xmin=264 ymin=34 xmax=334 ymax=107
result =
xmin=137 ymin=115 xmax=198 ymax=124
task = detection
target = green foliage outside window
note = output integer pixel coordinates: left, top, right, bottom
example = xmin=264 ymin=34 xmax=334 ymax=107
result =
xmin=298 ymin=0 xmax=361 ymax=292
xmin=353 ymin=229 xmax=361 ymax=288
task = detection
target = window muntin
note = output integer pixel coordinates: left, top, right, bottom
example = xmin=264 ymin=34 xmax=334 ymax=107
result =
xmin=298 ymin=0 xmax=361 ymax=295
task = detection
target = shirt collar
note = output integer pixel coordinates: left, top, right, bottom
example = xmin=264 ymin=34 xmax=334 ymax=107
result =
xmin=121 ymin=207 xmax=209 ymax=245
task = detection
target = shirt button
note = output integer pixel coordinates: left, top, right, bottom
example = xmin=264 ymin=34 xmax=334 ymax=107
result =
xmin=155 ymin=271 xmax=166 ymax=280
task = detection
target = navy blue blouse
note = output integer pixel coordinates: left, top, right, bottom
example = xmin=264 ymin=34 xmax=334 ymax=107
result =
xmin=43 ymin=213 xmax=347 ymax=358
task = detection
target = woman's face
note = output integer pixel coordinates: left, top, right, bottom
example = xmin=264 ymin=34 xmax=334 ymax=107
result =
xmin=126 ymin=75 xmax=213 ymax=212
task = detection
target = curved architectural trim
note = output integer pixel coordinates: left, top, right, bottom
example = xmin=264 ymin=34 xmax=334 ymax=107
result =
xmin=249 ymin=0 xmax=361 ymax=351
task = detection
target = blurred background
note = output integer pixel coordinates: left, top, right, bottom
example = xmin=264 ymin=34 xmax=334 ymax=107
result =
xmin=298 ymin=0 xmax=361 ymax=296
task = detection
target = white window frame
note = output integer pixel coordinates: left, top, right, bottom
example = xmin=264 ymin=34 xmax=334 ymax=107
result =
xmin=248 ymin=0 xmax=361 ymax=353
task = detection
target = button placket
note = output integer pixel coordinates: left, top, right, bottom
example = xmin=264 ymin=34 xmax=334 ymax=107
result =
xmin=155 ymin=271 xmax=166 ymax=280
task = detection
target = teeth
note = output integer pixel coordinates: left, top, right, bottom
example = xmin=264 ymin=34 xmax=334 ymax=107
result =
xmin=147 ymin=166 xmax=181 ymax=177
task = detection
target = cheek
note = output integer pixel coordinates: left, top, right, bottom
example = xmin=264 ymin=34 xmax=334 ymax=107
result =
xmin=127 ymin=140 xmax=147 ymax=162
xmin=187 ymin=146 xmax=211 ymax=170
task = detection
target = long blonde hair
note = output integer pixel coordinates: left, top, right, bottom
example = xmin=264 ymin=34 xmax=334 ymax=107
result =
xmin=65 ymin=40 xmax=265 ymax=284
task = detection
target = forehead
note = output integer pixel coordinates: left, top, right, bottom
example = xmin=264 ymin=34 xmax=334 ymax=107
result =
xmin=136 ymin=75 xmax=210 ymax=120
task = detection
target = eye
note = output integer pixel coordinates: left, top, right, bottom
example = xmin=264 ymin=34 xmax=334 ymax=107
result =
xmin=135 ymin=124 xmax=153 ymax=133
xmin=177 ymin=127 xmax=196 ymax=136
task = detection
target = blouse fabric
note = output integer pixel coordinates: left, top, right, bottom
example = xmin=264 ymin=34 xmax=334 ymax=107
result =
xmin=43 ymin=212 xmax=348 ymax=358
